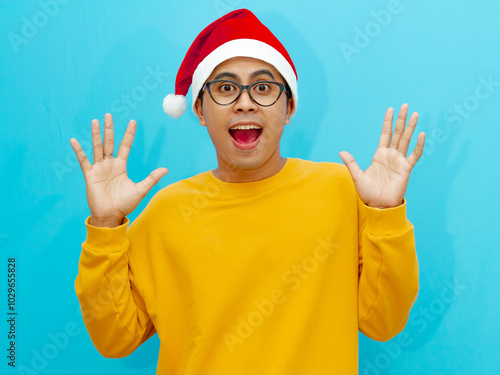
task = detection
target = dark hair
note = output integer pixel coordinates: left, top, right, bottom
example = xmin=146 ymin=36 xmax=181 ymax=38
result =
xmin=198 ymin=88 xmax=204 ymax=105
xmin=284 ymin=80 xmax=292 ymax=102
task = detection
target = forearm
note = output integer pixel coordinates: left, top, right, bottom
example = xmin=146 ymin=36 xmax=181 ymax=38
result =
xmin=357 ymin=199 xmax=419 ymax=341
xmin=75 ymin=217 xmax=155 ymax=357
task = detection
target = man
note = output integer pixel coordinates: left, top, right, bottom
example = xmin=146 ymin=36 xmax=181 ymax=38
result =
xmin=72 ymin=9 xmax=425 ymax=374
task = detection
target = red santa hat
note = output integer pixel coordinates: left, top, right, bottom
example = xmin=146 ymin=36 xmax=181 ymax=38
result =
xmin=163 ymin=9 xmax=298 ymax=119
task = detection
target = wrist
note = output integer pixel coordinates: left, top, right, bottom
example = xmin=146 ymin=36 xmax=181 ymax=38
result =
xmin=358 ymin=197 xmax=409 ymax=236
xmin=366 ymin=199 xmax=405 ymax=210
xmin=89 ymin=216 xmax=125 ymax=228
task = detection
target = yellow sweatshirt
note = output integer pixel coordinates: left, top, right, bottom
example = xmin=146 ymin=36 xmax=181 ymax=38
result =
xmin=75 ymin=157 xmax=418 ymax=374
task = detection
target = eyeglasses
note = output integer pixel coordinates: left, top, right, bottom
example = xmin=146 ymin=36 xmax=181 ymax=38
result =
xmin=202 ymin=79 xmax=288 ymax=107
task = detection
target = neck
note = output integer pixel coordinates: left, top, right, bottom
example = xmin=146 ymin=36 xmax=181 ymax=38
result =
xmin=213 ymin=155 xmax=287 ymax=183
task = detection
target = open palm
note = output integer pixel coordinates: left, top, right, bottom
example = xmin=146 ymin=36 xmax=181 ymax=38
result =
xmin=70 ymin=114 xmax=168 ymax=227
xmin=339 ymin=104 xmax=425 ymax=209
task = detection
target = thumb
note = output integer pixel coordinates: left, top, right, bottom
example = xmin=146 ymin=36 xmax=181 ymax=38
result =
xmin=137 ymin=167 xmax=169 ymax=197
xmin=339 ymin=151 xmax=363 ymax=183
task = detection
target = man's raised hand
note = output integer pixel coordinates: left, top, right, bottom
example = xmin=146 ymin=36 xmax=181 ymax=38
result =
xmin=70 ymin=113 xmax=168 ymax=227
xmin=339 ymin=104 xmax=425 ymax=209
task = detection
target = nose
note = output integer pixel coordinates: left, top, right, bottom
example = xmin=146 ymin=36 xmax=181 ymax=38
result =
xmin=234 ymin=87 xmax=258 ymax=112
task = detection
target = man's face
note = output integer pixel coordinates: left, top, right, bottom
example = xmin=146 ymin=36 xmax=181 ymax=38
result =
xmin=195 ymin=56 xmax=294 ymax=182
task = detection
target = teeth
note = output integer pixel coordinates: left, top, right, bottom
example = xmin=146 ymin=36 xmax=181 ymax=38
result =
xmin=230 ymin=124 xmax=262 ymax=130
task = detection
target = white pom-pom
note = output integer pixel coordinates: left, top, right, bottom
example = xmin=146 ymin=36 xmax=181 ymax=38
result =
xmin=163 ymin=94 xmax=188 ymax=119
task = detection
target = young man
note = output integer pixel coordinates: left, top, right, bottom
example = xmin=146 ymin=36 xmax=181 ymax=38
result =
xmin=71 ymin=9 xmax=425 ymax=374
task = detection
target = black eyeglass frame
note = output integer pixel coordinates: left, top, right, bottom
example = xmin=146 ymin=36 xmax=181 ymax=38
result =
xmin=202 ymin=79 xmax=288 ymax=107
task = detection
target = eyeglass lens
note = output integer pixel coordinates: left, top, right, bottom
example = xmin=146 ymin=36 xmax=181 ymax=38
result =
xmin=208 ymin=81 xmax=283 ymax=106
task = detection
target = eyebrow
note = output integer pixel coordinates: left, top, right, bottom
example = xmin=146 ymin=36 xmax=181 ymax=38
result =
xmin=213 ymin=72 xmax=239 ymax=80
xmin=250 ymin=69 xmax=275 ymax=80
xmin=213 ymin=69 xmax=276 ymax=81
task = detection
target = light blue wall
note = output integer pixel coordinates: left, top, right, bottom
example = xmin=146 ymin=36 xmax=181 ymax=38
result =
xmin=1 ymin=1 xmax=499 ymax=374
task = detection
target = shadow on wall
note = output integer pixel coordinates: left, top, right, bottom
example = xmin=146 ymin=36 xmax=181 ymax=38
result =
xmin=76 ymin=26 xmax=172 ymax=370
xmin=358 ymin=113 xmax=470 ymax=374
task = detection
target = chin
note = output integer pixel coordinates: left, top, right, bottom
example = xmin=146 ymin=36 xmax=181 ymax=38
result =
xmin=229 ymin=155 xmax=266 ymax=171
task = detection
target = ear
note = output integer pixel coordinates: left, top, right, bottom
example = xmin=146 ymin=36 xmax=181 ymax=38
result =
xmin=284 ymin=97 xmax=294 ymax=125
xmin=194 ymin=97 xmax=207 ymax=127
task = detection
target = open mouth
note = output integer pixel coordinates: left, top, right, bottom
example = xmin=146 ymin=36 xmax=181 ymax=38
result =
xmin=229 ymin=124 xmax=263 ymax=144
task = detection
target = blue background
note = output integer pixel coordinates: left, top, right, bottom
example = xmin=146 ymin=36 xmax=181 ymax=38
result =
xmin=1 ymin=0 xmax=499 ymax=374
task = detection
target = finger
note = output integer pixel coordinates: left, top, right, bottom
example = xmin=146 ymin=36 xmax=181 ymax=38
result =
xmin=91 ymin=119 xmax=103 ymax=163
xmin=116 ymin=119 xmax=137 ymax=161
xmin=378 ymin=107 xmax=393 ymax=148
xmin=339 ymin=151 xmax=363 ymax=183
xmin=136 ymin=167 xmax=169 ymax=197
xmin=398 ymin=112 xmax=419 ymax=156
xmin=407 ymin=132 xmax=426 ymax=168
xmin=103 ymin=113 xmax=114 ymax=159
xmin=70 ymin=138 xmax=92 ymax=174
xmin=390 ymin=103 xmax=409 ymax=149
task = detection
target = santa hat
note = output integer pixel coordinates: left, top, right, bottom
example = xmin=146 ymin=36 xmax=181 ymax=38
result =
xmin=163 ymin=9 xmax=298 ymax=119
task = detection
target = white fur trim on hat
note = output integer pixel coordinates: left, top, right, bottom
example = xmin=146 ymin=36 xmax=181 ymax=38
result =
xmin=163 ymin=94 xmax=188 ymax=119
xmin=191 ymin=39 xmax=298 ymax=117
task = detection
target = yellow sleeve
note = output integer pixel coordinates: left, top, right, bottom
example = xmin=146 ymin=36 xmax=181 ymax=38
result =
xmin=357 ymin=196 xmax=419 ymax=341
xmin=74 ymin=217 xmax=156 ymax=358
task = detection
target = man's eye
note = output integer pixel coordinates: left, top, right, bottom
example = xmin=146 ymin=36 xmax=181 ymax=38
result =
xmin=218 ymin=83 xmax=237 ymax=92
xmin=254 ymin=84 xmax=271 ymax=92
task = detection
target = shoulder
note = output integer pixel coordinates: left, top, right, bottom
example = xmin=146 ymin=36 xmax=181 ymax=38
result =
xmin=149 ymin=171 xmax=208 ymax=204
xmin=285 ymin=158 xmax=356 ymax=200
xmin=130 ymin=171 xmax=209 ymax=226
xmin=291 ymin=158 xmax=352 ymax=185
xmin=286 ymin=158 xmax=357 ymax=210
